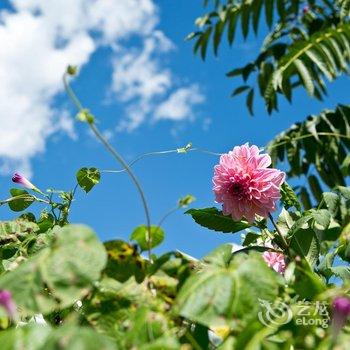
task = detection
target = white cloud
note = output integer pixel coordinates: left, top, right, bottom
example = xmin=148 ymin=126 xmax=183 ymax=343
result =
xmin=0 ymin=0 xmax=204 ymax=175
xmin=154 ymin=85 xmax=204 ymax=121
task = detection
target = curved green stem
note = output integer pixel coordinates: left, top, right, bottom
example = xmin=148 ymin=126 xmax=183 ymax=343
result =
xmin=157 ymin=206 xmax=179 ymax=229
xmin=101 ymin=148 xmax=222 ymax=175
xmin=63 ymin=73 xmax=152 ymax=260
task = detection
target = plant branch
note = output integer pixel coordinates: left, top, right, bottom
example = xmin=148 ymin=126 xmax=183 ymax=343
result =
xmin=268 ymin=213 xmax=289 ymax=253
xmin=63 ymin=72 xmax=153 ymax=260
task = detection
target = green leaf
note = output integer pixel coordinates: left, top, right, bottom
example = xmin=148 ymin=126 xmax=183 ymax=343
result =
xmin=0 ymin=325 xmax=50 ymax=350
xmin=322 ymin=192 xmax=340 ymax=216
xmin=289 ymin=228 xmax=320 ymax=267
xmin=0 ymin=225 xmax=107 ymax=315
xmin=264 ymin=0 xmax=274 ymax=28
xmin=76 ymin=167 xmax=100 ymax=193
xmin=8 ymin=189 xmax=35 ymax=212
xmin=130 ymin=225 xmax=165 ymax=251
xmin=300 ymin=187 xmax=312 ymax=211
xmin=308 ymin=175 xmax=323 ymax=203
xmin=202 ymin=243 xmax=234 ymax=268
xmin=280 ymin=182 xmax=301 ymax=210
xmin=43 ymin=325 xmax=115 ymax=350
xmin=338 ymin=186 xmax=350 ymax=200
xmin=330 ymin=266 xmax=350 ymax=282
xmin=175 ymin=252 xmax=280 ymax=328
xmin=185 ymin=207 xmax=251 ymax=233
xmin=243 ymin=231 xmax=260 ymax=246
xmin=231 ymin=85 xmax=250 ymax=97
xmin=241 ymin=4 xmax=250 ymax=39
xmin=311 ymin=209 xmax=331 ymax=229
xmin=214 ymin=20 xmax=225 ymax=55
xmin=0 ymin=325 xmax=115 ymax=350
xmin=37 ymin=212 xmax=55 ymax=232
xmin=246 ymin=88 xmax=255 ymax=115
xmin=294 ymin=59 xmax=315 ymax=96
xmin=104 ymin=240 xmax=146 ymax=283
xmin=293 ymin=259 xmax=326 ymax=299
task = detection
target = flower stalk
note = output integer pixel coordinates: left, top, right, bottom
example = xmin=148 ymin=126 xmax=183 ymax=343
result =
xmin=63 ymin=70 xmax=153 ymax=260
xmin=268 ymin=213 xmax=289 ymax=253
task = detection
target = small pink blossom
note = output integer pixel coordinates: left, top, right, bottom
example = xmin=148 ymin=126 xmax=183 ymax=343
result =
xmin=0 ymin=290 xmax=16 ymax=319
xmin=213 ymin=143 xmax=285 ymax=222
xmin=12 ymin=172 xmax=41 ymax=193
xmin=262 ymin=251 xmax=286 ymax=274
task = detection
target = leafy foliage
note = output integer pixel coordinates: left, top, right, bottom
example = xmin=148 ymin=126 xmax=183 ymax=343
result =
xmin=267 ymin=104 xmax=350 ymax=203
xmin=189 ymin=0 xmax=350 ymax=114
xmin=0 ymin=2 xmax=350 ymax=348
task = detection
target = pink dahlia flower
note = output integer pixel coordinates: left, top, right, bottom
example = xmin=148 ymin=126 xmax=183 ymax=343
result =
xmin=213 ymin=143 xmax=285 ymax=222
xmin=262 ymin=251 xmax=286 ymax=274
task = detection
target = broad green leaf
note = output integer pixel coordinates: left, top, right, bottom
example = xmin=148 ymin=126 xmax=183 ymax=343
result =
xmin=175 ymin=252 xmax=280 ymax=328
xmin=43 ymin=325 xmax=115 ymax=350
xmin=130 ymin=225 xmax=164 ymax=251
xmin=289 ymin=228 xmax=320 ymax=267
xmin=293 ymin=260 xmax=326 ymax=299
xmin=121 ymin=307 xmax=179 ymax=349
xmin=0 ymin=325 xmax=50 ymax=350
xmin=8 ymin=189 xmax=35 ymax=212
xmin=186 ymin=207 xmax=251 ymax=233
xmin=277 ymin=209 xmax=298 ymax=236
xmin=0 ymin=225 xmax=107 ymax=315
xmin=202 ymin=243 xmax=234 ymax=267
xmin=104 ymin=240 xmax=146 ymax=283
xmin=323 ymin=192 xmax=340 ymax=216
xmin=37 ymin=212 xmax=55 ymax=232
xmin=311 ymin=209 xmax=331 ymax=229
xmin=76 ymin=167 xmax=101 ymax=193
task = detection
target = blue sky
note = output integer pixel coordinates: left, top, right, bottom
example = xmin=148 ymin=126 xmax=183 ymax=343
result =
xmin=0 ymin=1 xmax=349 ymax=258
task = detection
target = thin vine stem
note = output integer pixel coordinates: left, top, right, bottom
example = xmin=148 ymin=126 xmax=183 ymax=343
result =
xmin=101 ymin=148 xmax=222 ymax=174
xmin=63 ymin=72 xmax=153 ymax=260
xmin=0 ymin=195 xmax=50 ymax=206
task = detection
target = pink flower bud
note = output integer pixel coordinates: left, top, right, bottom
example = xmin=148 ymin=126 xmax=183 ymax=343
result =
xmin=0 ymin=290 xmax=17 ymax=319
xmin=332 ymin=296 xmax=350 ymax=336
xmin=12 ymin=172 xmax=41 ymax=193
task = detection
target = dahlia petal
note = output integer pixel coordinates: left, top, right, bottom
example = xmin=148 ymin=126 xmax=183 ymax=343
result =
xmin=257 ymin=154 xmax=271 ymax=168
